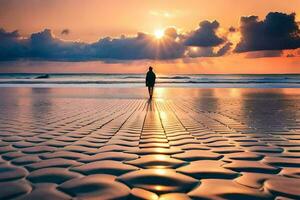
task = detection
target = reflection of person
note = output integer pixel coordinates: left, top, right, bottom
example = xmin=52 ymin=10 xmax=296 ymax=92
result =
xmin=146 ymin=66 xmax=156 ymax=98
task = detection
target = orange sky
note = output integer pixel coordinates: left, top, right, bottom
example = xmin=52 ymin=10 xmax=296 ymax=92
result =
xmin=0 ymin=0 xmax=300 ymax=74
xmin=1 ymin=54 xmax=299 ymax=74
xmin=1 ymin=0 xmax=299 ymax=41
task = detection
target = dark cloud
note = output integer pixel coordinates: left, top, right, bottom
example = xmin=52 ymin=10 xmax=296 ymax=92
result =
xmin=235 ymin=12 xmax=300 ymax=52
xmin=187 ymin=42 xmax=232 ymax=58
xmin=29 ymin=29 xmax=89 ymax=61
xmin=216 ymin=42 xmax=232 ymax=56
xmin=0 ymin=28 xmax=185 ymax=61
xmin=61 ymin=29 xmax=70 ymax=35
xmin=0 ymin=19 xmax=230 ymax=61
xmin=187 ymin=47 xmax=214 ymax=58
xmin=0 ymin=29 xmax=28 ymax=60
xmin=184 ymin=20 xmax=224 ymax=47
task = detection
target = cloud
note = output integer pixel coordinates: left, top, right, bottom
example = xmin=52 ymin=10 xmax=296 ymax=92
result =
xmin=5 ymin=12 xmax=300 ymax=62
xmin=187 ymin=42 xmax=232 ymax=58
xmin=0 ymin=18 xmax=231 ymax=61
xmin=29 ymin=29 xmax=89 ymax=61
xmin=0 ymin=28 xmax=185 ymax=61
xmin=0 ymin=29 xmax=29 ymax=60
xmin=235 ymin=12 xmax=300 ymax=52
xmin=216 ymin=42 xmax=232 ymax=56
xmin=61 ymin=29 xmax=70 ymax=35
xmin=187 ymin=47 xmax=215 ymax=58
xmin=184 ymin=20 xmax=224 ymax=47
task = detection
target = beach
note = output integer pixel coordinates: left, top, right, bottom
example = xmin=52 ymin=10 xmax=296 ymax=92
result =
xmin=1 ymin=87 xmax=300 ymax=199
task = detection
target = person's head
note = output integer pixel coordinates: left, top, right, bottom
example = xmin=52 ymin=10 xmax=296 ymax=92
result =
xmin=149 ymin=66 xmax=153 ymax=71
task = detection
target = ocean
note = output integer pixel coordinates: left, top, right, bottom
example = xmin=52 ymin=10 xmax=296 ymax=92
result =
xmin=0 ymin=73 xmax=300 ymax=88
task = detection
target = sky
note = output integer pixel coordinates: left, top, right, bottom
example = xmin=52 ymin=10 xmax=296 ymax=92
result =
xmin=0 ymin=0 xmax=300 ymax=74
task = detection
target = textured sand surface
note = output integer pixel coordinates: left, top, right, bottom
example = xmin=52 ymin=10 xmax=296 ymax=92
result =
xmin=0 ymin=88 xmax=300 ymax=200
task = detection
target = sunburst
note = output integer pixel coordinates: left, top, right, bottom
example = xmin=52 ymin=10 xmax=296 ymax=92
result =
xmin=154 ymin=29 xmax=164 ymax=39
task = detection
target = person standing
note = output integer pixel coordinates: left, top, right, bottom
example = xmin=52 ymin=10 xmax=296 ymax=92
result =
xmin=146 ymin=66 xmax=156 ymax=98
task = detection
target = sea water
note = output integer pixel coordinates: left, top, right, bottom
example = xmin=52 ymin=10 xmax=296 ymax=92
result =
xmin=0 ymin=73 xmax=300 ymax=88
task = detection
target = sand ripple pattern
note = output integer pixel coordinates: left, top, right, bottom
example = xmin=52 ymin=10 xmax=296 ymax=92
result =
xmin=0 ymin=96 xmax=300 ymax=199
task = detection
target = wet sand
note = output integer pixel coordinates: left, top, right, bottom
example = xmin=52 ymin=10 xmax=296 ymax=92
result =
xmin=0 ymin=87 xmax=300 ymax=199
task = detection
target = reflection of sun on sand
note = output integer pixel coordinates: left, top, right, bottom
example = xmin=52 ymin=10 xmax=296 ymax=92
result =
xmin=0 ymin=87 xmax=300 ymax=199
xmin=154 ymin=87 xmax=167 ymax=99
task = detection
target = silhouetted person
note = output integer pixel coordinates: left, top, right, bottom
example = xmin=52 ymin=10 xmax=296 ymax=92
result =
xmin=146 ymin=66 xmax=156 ymax=98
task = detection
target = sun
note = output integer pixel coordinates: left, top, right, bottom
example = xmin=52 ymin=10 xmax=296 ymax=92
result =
xmin=154 ymin=29 xmax=165 ymax=39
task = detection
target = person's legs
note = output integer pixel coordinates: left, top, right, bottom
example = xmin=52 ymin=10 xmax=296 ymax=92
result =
xmin=147 ymin=86 xmax=154 ymax=98
xmin=150 ymin=86 xmax=154 ymax=98
xmin=148 ymin=86 xmax=151 ymax=97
